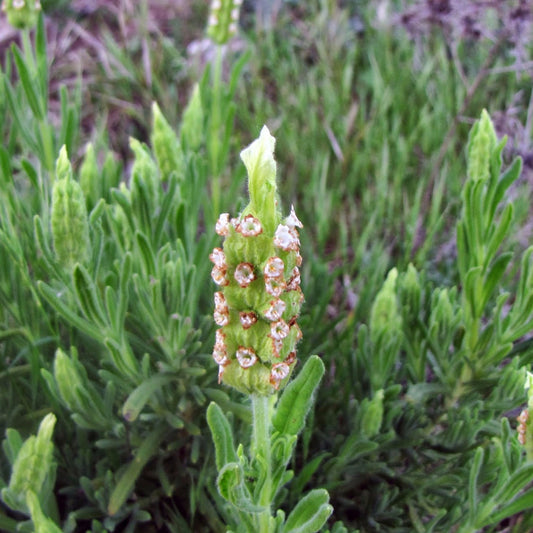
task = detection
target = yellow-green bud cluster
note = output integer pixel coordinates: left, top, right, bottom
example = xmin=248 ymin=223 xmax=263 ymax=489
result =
xmin=2 ymin=0 xmax=41 ymax=30
xmin=51 ymin=146 xmax=91 ymax=270
xmin=210 ymin=126 xmax=304 ymax=395
xmin=206 ymin=0 xmax=242 ymax=45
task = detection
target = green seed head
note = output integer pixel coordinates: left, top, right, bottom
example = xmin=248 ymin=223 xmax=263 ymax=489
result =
xmin=211 ymin=126 xmax=303 ymax=395
xmin=3 ymin=0 xmax=41 ymax=30
xmin=51 ymin=146 xmax=91 ymax=270
xmin=206 ymin=0 xmax=242 ymax=45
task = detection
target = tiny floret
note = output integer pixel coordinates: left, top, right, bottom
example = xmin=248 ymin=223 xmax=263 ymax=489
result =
xmin=236 ymin=347 xmax=257 ymax=368
xmin=216 ymin=213 xmax=231 ymax=236
xmin=211 ymin=265 xmax=229 ymax=286
xmin=209 ymin=247 xmax=227 ymax=268
xmin=264 ymin=298 xmax=286 ymax=322
xmin=274 ymin=224 xmax=300 ymax=251
xmin=265 ymin=276 xmax=286 ymax=297
xmin=270 ymin=362 xmax=290 ymax=389
xmin=286 ymin=205 xmax=303 ymax=229
xmin=234 ymin=262 xmax=256 ymax=287
xmin=236 ymin=214 xmax=263 ymax=237
xmin=214 ymin=309 xmax=229 ymax=326
xmin=264 ymin=256 xmax=284 ymax=278
xmin=240 ymin=311 xmax=258 ymax=329
xmin=214 ymin=291 xmax=228 ymax=311
xmin=270 ymin=319 xmax=290 ymax=340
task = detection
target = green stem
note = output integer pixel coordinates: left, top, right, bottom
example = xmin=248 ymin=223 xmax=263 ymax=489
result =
xmin=210 ymin=44 xmax=224 ymax=215
xmin=251 ymin=394 xmax=272 ymax=533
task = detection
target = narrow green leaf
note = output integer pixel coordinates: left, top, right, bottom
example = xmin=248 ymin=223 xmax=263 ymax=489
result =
xmin=206 ymin=402 xmax=238 ymax=470
xmin=487 ymin=157 xmax=522 ymax=223
xmin=37 ymin=281 xmax=103 ymax=340
xmin=480 ymin=252 xmax=513 ymax=311
xmin=122 ymin=375 xmax=174 ymax=421
xmin=273 ymin=355 xmax=324 ymax=437
xmin=283 ymin=488 xmax=333 ymax=533
xmin=136 ymin=230 xmax=156 ymax=277
xmin=467 ymin=447 xmax=483 ymax=523
xmin=73 ymin=264 xmax=107 ymax=328
xmin=108 ymin=427 xmax=166 ymax=515
xmin=12 ymin=45 xmax=44 ymax=120
xmin=485 ymin=204 xmax=514 ymax=266
xmin=484 ymin=489 xmax=533 ymax=527
xmin=494 ymin=464 xmax=533 ymax=504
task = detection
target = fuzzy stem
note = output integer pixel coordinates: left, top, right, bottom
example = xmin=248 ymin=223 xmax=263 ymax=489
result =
xmin=251 ymin=394 xmax=272 ymax=533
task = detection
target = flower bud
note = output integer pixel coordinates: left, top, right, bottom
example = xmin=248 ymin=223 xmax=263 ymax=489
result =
xmin=129 ymin=137 xmax=159 ymax=208
xmin=181 ymin=84 xmax=204 ymax=152
xmin=51 ymin=146 xmax=91 ymax=270
xmin=79 ymin=143 xmax=99 ymax=209
xmin=206 ymin=0 xmax=242 ymax=45
xmin=151 ymin=102 xmax=184 ymax=182
xmin=370 ymin=268 xmax=401 ymax=346
xmin=467 ymin=109 xmax=497 ymax=183
xmin=211 ymin=126 xmax=303 ymax=395
xmin=3 ymin=0 xmax=41 ymax=30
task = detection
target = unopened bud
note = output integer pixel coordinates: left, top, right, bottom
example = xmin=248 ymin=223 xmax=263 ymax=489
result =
xmin=51 ymin=146 xmax=91 ymax=269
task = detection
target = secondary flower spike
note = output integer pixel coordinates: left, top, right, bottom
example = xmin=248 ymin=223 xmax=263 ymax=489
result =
xmin=210 ymin=126 xmax=304 ymax=395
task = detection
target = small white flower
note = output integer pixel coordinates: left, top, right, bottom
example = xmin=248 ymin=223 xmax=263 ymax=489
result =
xmin=213 ymin=333 xmax=228 ymax=365
xmin=209 ymin=247 xmax=227 ymax=268
xmin=228 ymin=22 xmax=238 ymax=35
xmin=286 ymin=205 xmax=303 ymax=229
xmin=239 ymin=311 xmax=257 ymax=329
xmin=234 ymin=262 xmax=256 ymax=287
xmin=237 ymin=214 xmax=263 ymax=237
xmin=265 ymin=276 xmax=286 ymax=297
xmin=214 ymin=309 xmax=229 ymax=326
xmin=211 ymin=0 xmax=222 ymax=10
xmin=270 ymin=362 xmax=290 ymax=389
xmin=215 ymin=213 xmax=231 ymax=236
xmin=273 ymin=224 xmax=300 ymax=251
xmin=270 ymin=319 xmax=290 ymax=340
xmin=214 ymin=291 xmax=227 ymax=311
xmin=13 ymin=0 xmax=25 ymax=9
xmin=211 ymin=265 xmax=229 ymax=286
xmin=215 ymin=329 xmax=226 ymax=346
xmin=207 ymin=14 xmax=218 ymax=27
xmin=231 ymin=8 xmax=240 ymax=21
xmin=264 ymin=256 xmax=284 ymax=278
xmin=236 ymin=346 xmax=257 ymax=368
xmin=264 ymin=298 xmax=286 ymax=321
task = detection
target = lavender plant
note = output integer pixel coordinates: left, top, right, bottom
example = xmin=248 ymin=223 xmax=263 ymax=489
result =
xmin=207 ymin=126 xmax=332 ymax=532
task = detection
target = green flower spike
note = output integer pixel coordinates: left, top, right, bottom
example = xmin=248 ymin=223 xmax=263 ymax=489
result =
xmin=207 ymin=0 xmax=242 ymax=45
xmin=210 ymin=126 xmax=304 ymax=395
xmin=2 ymin=0 xmax=41 ymax=30
xmin=51 ymin=146 xmax=91 ymax=270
